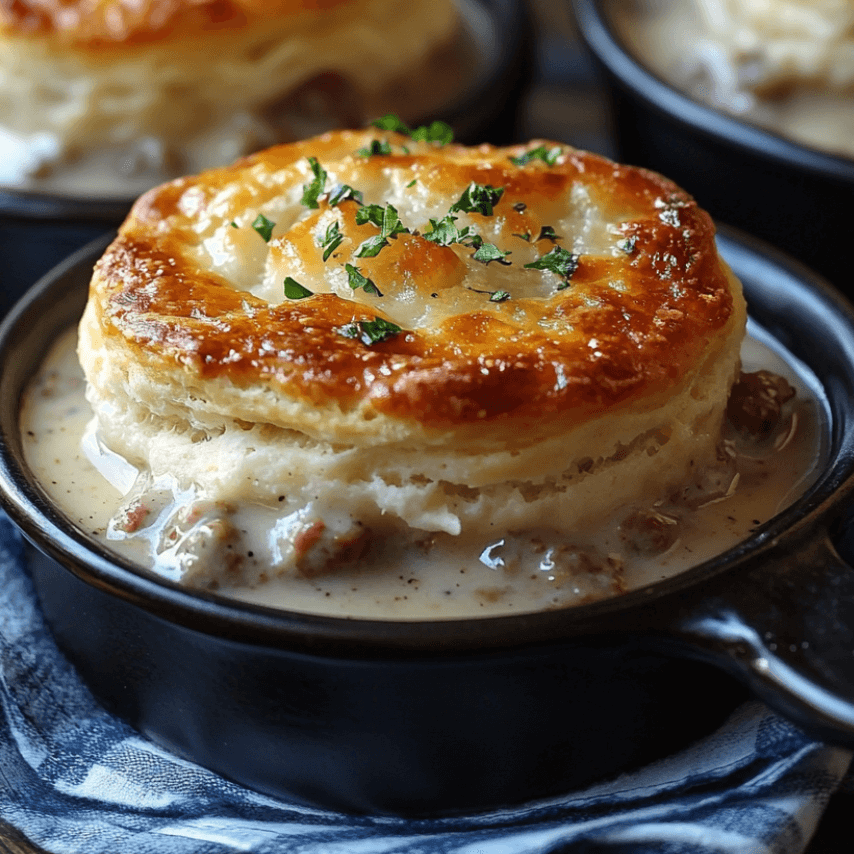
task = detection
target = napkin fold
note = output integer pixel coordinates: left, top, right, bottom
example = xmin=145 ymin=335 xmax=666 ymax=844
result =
xmin=0 ymin=512 xmax=850 ymax=854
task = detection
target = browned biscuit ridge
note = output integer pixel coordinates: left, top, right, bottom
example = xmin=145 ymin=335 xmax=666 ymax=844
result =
xmin=86 ymin=129 xmax=741 ymax=447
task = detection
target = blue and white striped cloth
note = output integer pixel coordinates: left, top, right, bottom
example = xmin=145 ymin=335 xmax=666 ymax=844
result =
xmin=0 ymin=512 xmax=850 ymax=854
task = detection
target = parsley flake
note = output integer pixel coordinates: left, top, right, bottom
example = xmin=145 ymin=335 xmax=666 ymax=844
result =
xmin=319 ymin=220 xmax=344 ymax=261
xmin=301 ymin=157 xmax=327 ymax=209
xmin=284 ymin=277 xmax=313 ymax=299
xmin=379 ymin=204 xmax=407 ymax=238
xmin=370 ymin=115 xmax=454 ymax=146
xmin=536 ymin=225 xmax=560 ymax=242
xmin=355 ymin=204 xmax=385 ymax=228
xmin=410 ymin=120 xmax=454 ymax=145
xmin=513 ymin=232 xmax=531 ymax=242
xmin=472 ymin=241 xmax=511 ymax=265
xmin=524 ymin=245 xmax=580 ymax=288
xmin=339 ymin=317 xmax=401 ymax=345
xmin=358 ymin=139 xmax=392 ymax=157
xmin=510 ymin=145 xmax=563 ymax=167
xmin=449 ymin=183 xmax=505 ymax=217
xmin=355 ymin=234 xmax=388 ymax=258
xmin=371 ymin=114 xmax=412 ymax=133
xmin=354 ymin=203 xmax=407 ymax=257
xmin=252 ymin=214 xmax=275 ymax=242
xmin=422 ymin=215 xmax=473 ymax=247
xmin=489 ymin=290 xmax=510 ymax=302
xmin=346 ymin=264 xmax=383 ymax=296
xmin=328 ymin=184 xmax=364 ymax=206
xmin=406 ymin=178 xmax=417 ymax=188
xmin=421 ymin=215 xmax=509 ymax=263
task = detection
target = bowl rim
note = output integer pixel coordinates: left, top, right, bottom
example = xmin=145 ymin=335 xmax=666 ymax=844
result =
xmin=2 ymin=226 xmax=854 ymax=659
xmin=571 ymin=0 xmax=854 ymax=185
xmin=0 ymin=0 xmax=528 ymax=222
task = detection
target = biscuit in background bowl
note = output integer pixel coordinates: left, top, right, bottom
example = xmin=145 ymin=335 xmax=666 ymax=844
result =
xmin=0 ymin=0 xmax=463 ymax=199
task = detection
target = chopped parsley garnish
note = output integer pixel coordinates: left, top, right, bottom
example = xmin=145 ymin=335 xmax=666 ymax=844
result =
xmin=284 ymin=277 xmax=313 ymax=299
xmin=378 ymin=204 xmax=407 ymax=238
xmin=230 ymin=221 xmax=238 ymax=229
xmin=510 ymin=145 xmax=563 ymax=167
xmin=252 ymin=213 xmax=275 ymax=242
xmin=354 ymin=203 xmax=407 ymax=258
xmin=370 ymin=114 xmax=454 ymax=146
xmin=339 ymin=317 xmax=401 ymax=345
xmin=346 ymin=264 xmax=382 ymax=296
xmin=421 ymin=215 xmax=506 ymax=263
xmin=536 ymin=225 xmax=560 ymax=242
xmin=618 ymin=235 xmax=638 ymax=254
xmin=421 ymin=213 xmax=509 ymax=264
xmin=358 ymin=139 xmax=392 ymax=157
xmin=301 ymin=157 xmax=327 ymax=209
xmin=449 ymin=182 xmax=505 ymax=217
xmin=410 ymin=120 xmax=454 ymax=145
xmin=406 ymin=178 xmax=417 ymax=188
xmin=355 ymin=234 xmax=388 ymax=258
xmin=471 ymin=239 xmax=511 ymax=265
xmin=524 ymin=245 xmax=580 ymax=288
xmin=371 ymin=114 xmax=412 ymax=133
xmin=328 ymin=184 xmax=364 ymax=206
xmin=422 ymin=215 xmax=474 ymax=247
xmin=513 ymin=232 xmax=531 ymax=241
xmin=319 ymin=220 xmax=344 ymax=261
xmin=489 ymin=290 xmax=510 ymax=302
xmin=356 ymin=205 xmax=409 ymax=258
xmin=355 ymin=204 xmax=385 ymax=228
xmin=355 ymin=203 xmax=408 ymax=234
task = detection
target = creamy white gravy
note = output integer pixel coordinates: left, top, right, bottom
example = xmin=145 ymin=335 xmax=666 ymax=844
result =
xmin=21 ymin=323 xmax=824 ymax=620
xmin=610 ymin=0 xmax=854 ymax=161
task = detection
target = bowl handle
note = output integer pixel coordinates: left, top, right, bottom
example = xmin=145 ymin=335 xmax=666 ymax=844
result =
xmin=672 ymin=528 xmax=854 ymax=744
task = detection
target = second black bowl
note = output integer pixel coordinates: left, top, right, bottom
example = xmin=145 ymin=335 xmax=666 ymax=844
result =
xmin=572 ymin=0 xmax=854 ymax=296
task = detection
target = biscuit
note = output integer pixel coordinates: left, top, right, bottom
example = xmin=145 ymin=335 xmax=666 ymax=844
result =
xmin=79 ymin=127 xmax=746 ymax=583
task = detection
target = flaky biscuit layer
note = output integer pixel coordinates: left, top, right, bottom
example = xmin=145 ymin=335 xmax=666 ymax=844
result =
xmin=80 ymin=128 xmax=746 ymax=546
xmin=84 ymin=129 xmax=744 ymax=443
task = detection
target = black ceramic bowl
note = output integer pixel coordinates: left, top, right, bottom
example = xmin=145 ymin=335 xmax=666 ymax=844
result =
xmin=2 ymin=226 xmax=854 ymax=816
xmin=0 ymin=0 xmax=531 ymax=316
xmin=571 ymin=0 xmax=854 ymax=296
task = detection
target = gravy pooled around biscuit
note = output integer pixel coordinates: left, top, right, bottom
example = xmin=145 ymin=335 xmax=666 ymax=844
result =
xmin=71 ymin=126 xmax=758 ymax=602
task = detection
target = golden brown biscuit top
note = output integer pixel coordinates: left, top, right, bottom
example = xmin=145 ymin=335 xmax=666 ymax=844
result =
xmin=88 ymin=128 xmax=739 ymax=439
xmin=0 ymin=0 xmax=347 ymax=45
